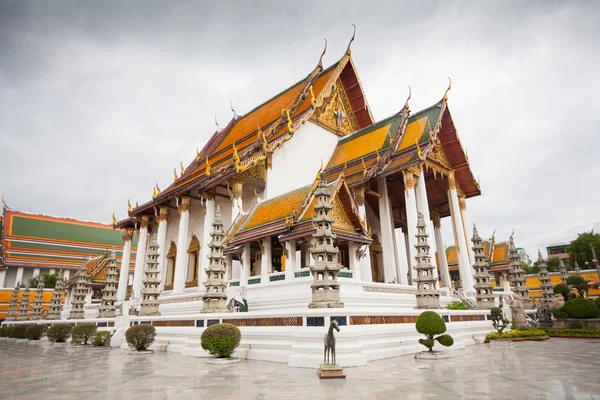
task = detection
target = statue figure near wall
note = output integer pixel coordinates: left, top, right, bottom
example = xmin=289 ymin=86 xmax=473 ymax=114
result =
xmin=506 ymin=294 xmax=528 ymax=329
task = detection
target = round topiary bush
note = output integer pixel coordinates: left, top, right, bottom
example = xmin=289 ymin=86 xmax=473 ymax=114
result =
xmin=47 ymin=324 xmax=74 ymax=343
xmin=554 ymin=284 xmax=571 ymax=301
xmin=0 ymin=326 xmax=8 ymax=337
xmin=25 ymin=324 xmax=48 ymax=340
xmin=93 ymin=331 xmax=111 ymax=347
xmin=564 ymin=298 xmax=599 ymax=319
xmin=72 ymin=323 xmax=97 ymax=345
xmin=568 ymin=321 xmax=584 ymax=330
xmin=201 ymin=323 xmax=241 ymax=358
xmin=595 ymin=297 xmax=600 ymax=309
xmin=125 ymin=324 xmax=156 ymax=351
xmin=552 ymin=307 xmax=567 ymax=319
xmin=6 ymin=326 xmax=16 ymax=338
xmin=12 ymin=324 xmax=31 ymax=339
xmin=415 ymin=311 xmax=453 ymax=352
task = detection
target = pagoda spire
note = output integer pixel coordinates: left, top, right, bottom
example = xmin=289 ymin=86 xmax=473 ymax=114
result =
xmin=471 ymin=225 xmax=494 ymax=309
xmin=99 ymin=250 xmax=119 ymax=318
xmin=17 ymin=283 xmax=31 ymax=320
xmin=69 ymin=259 xmax=89 ymax=319
xmin=537 ymin=250 xmax=554 ymax=307
xmin=508 ymin=236 xmax=530 ymax=307
xmin=45 ymin=271 xmax=66 ymax=320
xmin=140 ymin=234 xmax=161 ymax=316
xmin=558 ymin=259 xmax=568 ymax=284
xmin=308 ymin=178 xmax=344 ymax=308
xmin=414 ymin=212 xmax=440 ymax=309
xmin=574 ymin=261 xmax=581 ymax=275
xmin=202 ymin=206 xmax=228 ymax=313
xmin=5 ymin=282 xmax=20 ymax=321
xmin=29 ymin=275 xmax=45 ymax=320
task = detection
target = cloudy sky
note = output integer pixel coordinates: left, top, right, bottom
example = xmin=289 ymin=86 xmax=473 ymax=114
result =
xmin=1 ymin=1 xmax=598 ymax=258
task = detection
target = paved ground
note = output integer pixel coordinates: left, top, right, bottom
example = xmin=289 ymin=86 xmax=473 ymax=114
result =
xmin=0 ymin=338 xmax=598 ymax=399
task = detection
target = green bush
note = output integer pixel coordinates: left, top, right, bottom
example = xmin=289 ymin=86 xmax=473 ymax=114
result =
xmin=486 ymin=329 xmax=548 ymax=341
xmin=447 ymin=300 xmax=470 ymax=310
xmin=0 ymin=326 xmax=8 ymax=337
xmin=415 ymin=311 xmax=453 ymax=352
xmin=25 ymin=325 xmax=48 ymax=340
xmin=201 ymin=323 xmax=241 ymax=358
xmin=11 ymin=324 xmax=31 ymax=339
xmin=93 ymin=331 xmax=111 ymax=347
xmin=568 ymin=322 xmax=584 ymax=330
xmin=125 ymin=324 xmax=156 ymax=351
xmin=563 ymin=298 xmax=599 ymax=319
xmin=553 ymin=307 xmax=567 ymax=319
xmin=554 ymin=284 xmax=571 ymax=301
xmin=595 ymin=297 xmax=600 ymax=309
xmin=6 ymin=326 xmax=16 ymax=338
xmin=547 ymin=329 xmax=600 ymax=338
xmin=47 ymin=324 xmax=73 ymax=343
xmin=72 ymin=323 xmax=97 ymax=345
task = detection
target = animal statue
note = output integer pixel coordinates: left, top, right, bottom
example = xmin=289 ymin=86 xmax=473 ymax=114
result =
xmin=324 ymin=320 xmax=340 ymax=365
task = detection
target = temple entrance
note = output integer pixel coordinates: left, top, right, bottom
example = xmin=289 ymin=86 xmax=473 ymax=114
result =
xmin=370 ymin=236 xmax=383 ymax=283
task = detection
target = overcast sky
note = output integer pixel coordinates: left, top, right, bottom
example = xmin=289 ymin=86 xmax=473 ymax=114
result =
xmin=1 ymin=1 xmax=598 ymax=259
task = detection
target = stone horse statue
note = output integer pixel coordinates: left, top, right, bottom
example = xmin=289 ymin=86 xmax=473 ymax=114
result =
xmin=324 ymin=320 xmax=340 ymax=365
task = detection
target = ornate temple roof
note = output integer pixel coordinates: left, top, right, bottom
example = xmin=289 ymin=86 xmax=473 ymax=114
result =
xmin=65 ymin=252 xmax=123 ymax=287
xmin=1 ymin=210 xmax=137 ymax=270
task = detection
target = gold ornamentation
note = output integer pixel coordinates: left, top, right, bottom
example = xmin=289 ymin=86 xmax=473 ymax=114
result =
xmin=352 ymin=185 xmax=366 ymax=206
xmin=177 ymin=196 xmax=192 ymax=214
xmin=140 ymin=215 xmax=150 ymax=230
xmin=311 ymin=79 xmax=358 ymax=135
xmin=205 ymin=157 xmax=212 ymax=176
xmin=448 ymin=172 xmax=456 ymax=190
xmin=180 ymin=161 xmax=185 ymax=175
xmin=458 ymin=196 xmax=467 ymax=211
xmin=415 ymin=138 xmax=423 ymax=159
xmin=407 ymin=165 xmax=422 ymax=177
xmin=156 ymin=206 xmax=169 ymax=222
xmin=156 ymin=183 xmax=161 ymax=195
xmin=317 ymin=38 xmax=327 ymax=69
xmin=284 ymin=108 xmax=295 ymax=133
xmin=331 ymin=197 xmax=354 ymax=229
xmin=346 ymin=24 xmax=356 ymax=56
xmin=127 ymin=199 xmax=132 ymax=213
xmin=431 ymin=209 xmax=441 ymax=229
xmin=135 ymin=201 xmax=139 ymax=208
xmin=112 ymin=213 xmax=117 ymax=225
xmin=310 ymin=86 xmax=316 ymax=105
xmin=152 ymin=187 xmax=157 ymax=199
xmin=173 ymin=168 xmax=178 ymax=183
xmin=444 ymin=76 xmax=452 ymax=101
xmin=229 ymin=179 xmax=244 ymax=199
xmin=403 ymin=170 xmax=416 ymax=190
xmin=195 ymin=147 xmax=200 ymax=161
xmin=122 ymin=227 xmax=134 ymax=242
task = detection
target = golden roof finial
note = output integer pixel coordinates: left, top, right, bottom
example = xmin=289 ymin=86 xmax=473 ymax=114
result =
xmin=155 ymin=183 xmax=161 ymax=195
xmin=196 ymin=146 xmax=200 ymax=158
xmin=361 ymin=157 xmax=368 ymax=179
xmin=316 ymin=159 xmax=324 ymax=181
xmin=310 ymin=86 xmax=316 ymax=106
xmin=205 ymin=157 xmax=212 ymax=176
xmin=415 ymin=138 xmax=423 ymax=159
xmin=465 ymin=147 xmax=469 ymax=161
xmin=257 ymin=121 xmax=269 ymax=154
xmin=491 ymin=227 xmax=496 ymax=240
xmin=173 ymin=168 xmax=178 ymax=183
xmin=443 ymin=76 xmax=452 ymax=101
xmin=346 ymin=24 xmax=356 ymax=56
xmin=404 ymin=85 xmax=412 ymax=109
xmin=230 ymin=100 xmax=238 ymax=119
xmin=135 ymin=201 xmax=139 ymax=208
xmin=127 ymin=199 xmax=132 ymax=213
xmin=152 ymin=186 xmax=157 ymax=199
xmin=1 ymin=194 xmax=8 ymax=211
xmin=180 ymin=161 xmax=185 ymax=175
xmin=318 ymin=38 xmax=327 ymax=69
xmin=112 ymin=213 xmax=117 ymax=225
xmin=375 ymin=148 xmax=381 ymax=163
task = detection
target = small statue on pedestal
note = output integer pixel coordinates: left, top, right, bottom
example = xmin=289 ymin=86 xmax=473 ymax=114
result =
xmin=318 ymin=320 xmax=345 ymax=379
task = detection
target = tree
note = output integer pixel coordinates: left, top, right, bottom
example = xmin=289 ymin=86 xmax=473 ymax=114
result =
xmin=547 ymin=257 xmax=560 ymax=273
xmin=566 ymin=275 xmax=591 ymax=298
xmin=568 ymin=231 xmax=600 ymax=267
xmin=490 ymin=307 xmax=510 ymax=341
xmin=29 ymin=272 xmax=59 ymax=289
xmin=523 ymin=261 xmax=538 ymax=275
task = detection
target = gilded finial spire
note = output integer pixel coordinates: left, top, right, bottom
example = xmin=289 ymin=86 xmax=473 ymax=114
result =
xmin=1 ymin=194 xmax=8 ymax=211
xmin=230 ymin=100 xmax=238 ymax=119
xmin=415 ymin=138 xmax=423 ymax=159
xmin=443 ymin=77 xmax=452 ymax=100
xmin=404 ymin=85 xmax=412 ymax=109
xmin=205 ymin=157 xmax=212 ymax=176
xmin=127 ymin=199 xmax=132 ymax=213
xmin=173 ymin=168 xmax=178 ymax=183
xmin=112 ymin=213 xmax=117 ymax=225
xmin=135 ymin=201 xmax=139 ymax=208
xmin=346 ymin=24 xmax=356 ymax=56
xmin=152 ymin=186 xmax=157 ymax=199
xmin=155 ymin=183 xmax=161 ymax=195
xmin=180 ymin=161 xmax=185 ymax=175
xmin=318 ymin=38 xmax=327 ymax=69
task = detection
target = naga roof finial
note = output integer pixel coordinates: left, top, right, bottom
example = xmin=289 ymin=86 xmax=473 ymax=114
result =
xmin=443 ymin=76 xmax=452 ymax=101
xmin=509 ymin=229 xmax=515 ymax=241
xmin=404 ymin=85 xmax=412 ymax=109
xmin=346 ymin=24 xmax=356 ymax=56
xmin=230 ymin=100 xmax=238 ymax=120
xmin=155 ymin=183 xmax=161 ymax=195
xmin=112 ymin=213 xmax=117 ymax=225
xmin=135 ymin=200 xmax=139 ymax=208
xmin=180 ymin=161 xmax=185 ymax=175
xmin=316 ymin=159 xmax=324 ymax=181
xmin=173 ymin=168 xmax=178 ymax=183
xmin=215 ymin=114 xmax=220 ymax=132
xmin=318 ymin=38 xmax=327 ymax=69
xmin=1 ymin=194 xmax=8 ymax=211
xmin=205 ymin=157 xmax=212 ymax=176
xmin=127 ymin=199 xmax=132 ymax=213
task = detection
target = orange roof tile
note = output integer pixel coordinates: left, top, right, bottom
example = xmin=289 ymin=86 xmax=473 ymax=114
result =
xmin=242 ymin=186 xmax=312 ymax=231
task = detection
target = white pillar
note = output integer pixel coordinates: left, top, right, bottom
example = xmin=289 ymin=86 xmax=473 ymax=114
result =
xmin=15 ymin=267 xmax=24 ymax=287
xmin=459 ymin=196 xmax=475 ymax=266
xmin=172 ymin=197 xmax=191 ymax=294
xmin=415 ymin=172 xmax=439 ymax=287
xmin=0 ymin=269 xmax=6 ymax=288
xmin=377 ymin=177 xmax=398 ymax=283
xmin=284 ymin=240 xmax=296 ymax=280
xmin=33 ymin=268 xmax=41 ymax=278
xmin=241 ymin=242 xmax=251 ymax=288
xmin=156 ymin=206 xmax=169 ymax=290
xmin=395 ymin=229 xmax=409 ymax=285
xmin=132 ymin=216 xmax=149 ymax=301
xmin=230 ymin=180 xmax=244 ymax=228
xmin=403 ymin=171 xmax=419 ymax=285
xmin=225 ymin=255 xmax=232 ymax=282
xmin=63 ymin=270 xmax=70 ymax=280
xmin=117 ymin=228 xmax=134 ymax=301
xmin=261 ymin=238 xmax=272 ymax=283
xmin=49 ymin=269 xmax=55 ymax=274
xmin=448 ymin=174 xmax=474 ymax=291
xmin=433 ymin=213 xmax=451 ymax=289
xmin=348 ymin=242 xmax=362 ymax=281
xmin=199 ymin=197 xmax=215 ymax=291
xmin=355 ymin=190 xmax=373 ymax=283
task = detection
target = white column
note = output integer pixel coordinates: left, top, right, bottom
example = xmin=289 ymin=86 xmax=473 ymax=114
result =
xmin=433 ymin=213 xmax=451 ymax=289
xmin=403 ymin=171 xmax=419 ymax=285
xmin=172 ymin=197 xmax=191 ymax=294
xmin=33 ymin=268 xmax=41 ymax=278
xmin=355 ymin=189 xmax=373 ymax=282
xmin=117 ymin=228 xmax=134 ymax=301
xmin=49 ymin=269 xmax=55 ymax=274
xmin=377 ymin=177 xmax=398 ymax=283
xmin=415 ymin=172 xmax=439 ymax=287
xmin=63 ymin=270 xmax=70 ymax=280
xmin=260 ymin=238 xmax=272 ymax=283
xmin=156 ymin=206 xmax=169 ymax=290
xmin=132 ymin=216 xmax=149 ymax=301
xmin=448 ymin=174 xmax=474 ymax=291
xmin=15 ymin=267 xmax=24 ymax=287
xmin=284 ymin=240 xmax=296 ymax=280
xmin=199 ymin=197 xmax=215 ymax=291
xmin=0 ymin=269 xmax=6 ymax=288
xmin=459 ymin=196 xmax=475 ymax=266
xmin=230 ymin=180 xmax=244 ymax=228
xmin=241 ymin=243 xmax=251 ymax=288
xmin=225 ymin=255 xmax=232 ymax=282
xmin=348 ymin=242 xmax=362 ymax=281
xmin=395 ymin=229 xmax=409 ymax=285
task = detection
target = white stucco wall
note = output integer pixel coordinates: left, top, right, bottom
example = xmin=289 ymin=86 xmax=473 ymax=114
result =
xmin=266 ymin=122 xmax=339 ymax=199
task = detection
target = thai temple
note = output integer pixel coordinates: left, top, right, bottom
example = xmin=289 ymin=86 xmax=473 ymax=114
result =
xmin=2 ymin=33 xmax=597 ymax=367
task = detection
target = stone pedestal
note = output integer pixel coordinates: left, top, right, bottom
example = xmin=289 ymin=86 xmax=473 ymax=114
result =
xmin=318 ymin=364 xmax=345 ymax=379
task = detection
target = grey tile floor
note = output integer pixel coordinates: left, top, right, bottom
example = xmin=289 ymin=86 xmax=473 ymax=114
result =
xmin=0 ymin=339 xmax=598 ymax=399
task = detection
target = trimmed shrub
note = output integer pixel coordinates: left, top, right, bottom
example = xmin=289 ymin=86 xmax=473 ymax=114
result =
xmin=93 ymin=331 xmax=111 ymax=347
xmin=6 ymin=326 xmax=17 ymax=338
xmin=552 ymin=307 xmax=567 ymax=319
xmin=547 ymin=329 xmax=600 ymax=338
xmin=595 ymin=297 xmax=600 ymax=309
xmin=490 ymin=307 xmax=510 ymax=340
xmin=554 ymin=284 xmax=571 ymax=301
xmin=25 ymin=325 xmax=48 ymax=340
xmin=47 ymin=324 xmax=73 ymax=343
xmin=415 ymin=311 xmax=453 ymax=352
xmin=125 ymin=324 xmax=156 ymax=351
xmin=563 ymin=298 xmax=599 ymax=319
xmin=447 ymin=300 xmax=470 ymax=310
xmin=568 ymin=321 xmax=584 ymax=330
xmin=12 ymin=324 xmax=31 ymax=339
xmin=0 ymin=326 xmax=8 ymax=337
xmin=201 ymin=323 xmax=241 ymax=358
xmin=486 ymin=329 xmax=548 ymax=341
xmin=72 ymin=323 xmax=97 ymax=345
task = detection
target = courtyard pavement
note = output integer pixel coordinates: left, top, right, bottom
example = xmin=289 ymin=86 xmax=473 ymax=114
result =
xmin=0 ymin=338 xmax=598 ymax=399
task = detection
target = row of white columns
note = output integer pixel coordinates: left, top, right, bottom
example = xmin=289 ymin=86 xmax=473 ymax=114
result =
xmin=0 ymin=267 xmax=67 ymax=289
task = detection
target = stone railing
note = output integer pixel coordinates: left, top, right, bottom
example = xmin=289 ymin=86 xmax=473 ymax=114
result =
xmin=248 ymin=277 xmax=261 ymax=285
xmin=268 ymin=272 xmax=285 ymax=282
xmin=295 ymin=268 xmax=311 ymax=278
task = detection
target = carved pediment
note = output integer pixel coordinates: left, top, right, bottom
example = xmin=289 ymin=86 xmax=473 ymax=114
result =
xmin=311 ymin=79 xmax=359 ymax=135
